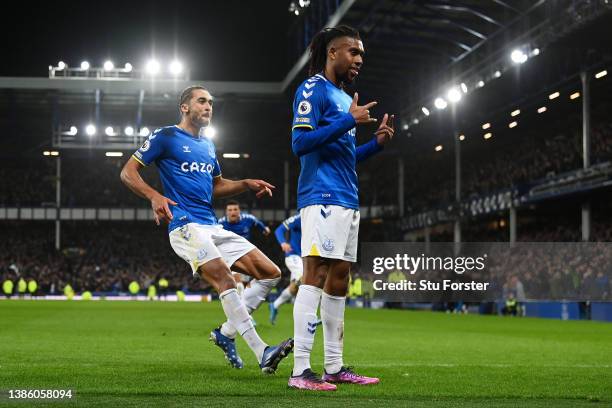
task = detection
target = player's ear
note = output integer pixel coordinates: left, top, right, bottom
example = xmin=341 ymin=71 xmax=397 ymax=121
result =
xmin=328 ymin=46 xmax=336 ymax=60
xmin=180 ymin=103 xmax=189 ymax=114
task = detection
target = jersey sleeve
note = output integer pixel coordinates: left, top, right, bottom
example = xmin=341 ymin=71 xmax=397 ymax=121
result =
xmin=132 ymin=128 xmax=165 ymax=166
xmin=212 ymin=159 xmax=221 ymax=177
xmin=274 ymin=222 xmax=289 ymax=245
xmin=207 ymin=139 xmax=222 ymax=177
xmin=291 ymin=79 xmax=327 ymax=131
xmin=356 ymin=137 xmax=384 ymax=162
xmin=248 ymin=214 xmax=267 ymax=232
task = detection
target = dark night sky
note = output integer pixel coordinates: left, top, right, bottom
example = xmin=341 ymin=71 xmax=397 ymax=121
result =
xmin=1 ymin=0 xmax=292 ymax=81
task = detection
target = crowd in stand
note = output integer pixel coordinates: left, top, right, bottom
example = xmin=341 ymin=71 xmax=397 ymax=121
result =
xmin=402 ymin=119 xmax=612 ymax=213
xmin=2 ymin=119 xmax=611 ymax=218
xmin=0 ymin=220 xmax=288 ymax=296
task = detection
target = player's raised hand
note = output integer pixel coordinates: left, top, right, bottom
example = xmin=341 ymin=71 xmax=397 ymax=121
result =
xmin=280 ymin=242 xmax=293 ymax=253
xmin=349 ymin=92 xmax=378 ymax=124
xmin=150 ymin=193 xmax=177 ymax=225
xmin=246 ymin=179 xmax=275 ymax=199
xmin=375 ymin=113 xmax=395 ymax=146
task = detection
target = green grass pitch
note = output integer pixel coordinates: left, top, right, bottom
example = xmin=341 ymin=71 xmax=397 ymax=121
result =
xmin=1 ymin=300 xmax=611 ymax=407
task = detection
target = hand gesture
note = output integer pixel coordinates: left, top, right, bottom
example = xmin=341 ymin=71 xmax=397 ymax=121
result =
xmin=150 ymin=193 xmax=177 ymax=225
xmin=280 ymin=242 xmax=293 ymax=253
xmin=246 ymin=179 xmax=275 ymax=199
xmin=349 ymin=93 xmax=378 ymax=124
xmin=375 ymin=113 xmax=395 ymax=146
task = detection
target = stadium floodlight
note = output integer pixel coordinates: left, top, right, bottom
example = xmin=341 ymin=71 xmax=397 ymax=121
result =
xmin=57 ymin=61 xmax=66 ymax=70
xmin=223 ymin=153 xmax=240 ymax=159
xmin=483 ymin=132 xmax=492 ymax=140
xmin=447 ymin=87 xmax=462 ymax=103
xmin=570 ymin=92 xmax=580 ymax=100
xmin=50 ymin=151 xmax=59 ymax=156
xmin=509 ymin=121 xmax=517 ymax=128
xmin=124 ymin=63 xmax=133 ymax=72
xmin=412 ymin=118 xmax=419 ymax=125
xmin=124 ymin=126 xmax=134 ymax=136
xmin=493 ymin=70 xmax=502 ymax=78
xmin=242 ymin=153 xmax=250 ymax=158
xmin=511 ymin=109 xmax=520 ymax=117
xmin=402 ymin=123 xmax=409 ymax=130
xmin=435 ymin=145 xmax=443 ymax=152
xmin=549 ymin=91 xmax=560 ymax=100
xmin=85 ymin=124 xmax=96 ymax=136
xmin=105 ymin=152 xmax=124 ymax=157
xmin=105 ymin=126 xmax=115 ymax=136
xmin=477 ymin=80 xmax=485 ymax=88
xmin=204 ymin=126 xmax=217 ymax=138
xmin=139 ymin=127 xmax=150 ymax=136
xmin=459 ymin=134 xmax=465 ymax=141
xmin=460 ymin=83 xmax=468 ymax=93
xmin=537 ymin=106 xmax=547 ymax=114
xmin=146 ymin=59 xmax=160 ymax=75
xmin=421 ymin=107 xmax=430 ymax=116
xmin=595 ymin=70 xmax=607 ymax=79
xmin=299 ymin=0 xmax=310 ymax=6
xmin=482 ymin=123 xmax=491 ymax=130
xmin=80 ymin=61 xmax=90 ymax=70
xmin=68 ymin=126 xmax=78 ymax=135
xmin=510 ymin=49 xmax=528 ymax=64
xmin=434 ymin=97 xmax=447 ymax=110
xmin=532 ymin=48 xmax=540 ymax=56
xmin=169 ymin=60 xmax=183 ymax=75
xmin=294 ymin=9 xmax=299 ymax=15
xmin=103 ymin=60 xmax=114 ymax=71
xmin=43 ymin=151 xmax=51 ymax=156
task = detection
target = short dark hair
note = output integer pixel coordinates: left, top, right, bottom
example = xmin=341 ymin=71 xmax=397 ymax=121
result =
xmin=308 ymin=25 xmax=360 ymax=76
xmin=179 ymin=85 xmax=207 ymax=109
xmin=226 ymin=200 xmax=240 ymax=208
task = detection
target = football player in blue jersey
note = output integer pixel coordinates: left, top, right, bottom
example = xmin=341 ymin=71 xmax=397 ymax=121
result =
xmin=287 ymin=26 xmax=394 ymax=391
xmin=120 ymin=86 xmax=293 ymax=373
xmin=219 ymin=200 xmax=271 ymax=240
xmin=269 ymin=213 xmax=303 ymax=324
xmin=219 ymin=201 xmax=271 ymax=296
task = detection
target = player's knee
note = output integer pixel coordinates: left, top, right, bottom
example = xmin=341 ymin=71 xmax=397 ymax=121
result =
xmin=260 ymin=262 xmax=281 ymax=280
xmin=218 ymin=271 xmax=237 ymax=293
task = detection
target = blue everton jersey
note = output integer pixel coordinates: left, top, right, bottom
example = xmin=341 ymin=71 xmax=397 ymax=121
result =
xmin=218 ymin=213 xmax=266 ymax=241
xmin=274 ymin=214 xmax=302 ymax=257
xmin=292 ymin=73 xmax=381 ymax=211
xmin=132 ymin=126 xmax=221 ymax=232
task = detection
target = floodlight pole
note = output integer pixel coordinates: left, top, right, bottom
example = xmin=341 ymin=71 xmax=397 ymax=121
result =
xmin=137 ymin=89 xmax=145 ymax=130
xmin=398 ymin=157 xmax=405 ymax=217
xmin=284 ymin=160 xmax=290 ymax=216
xmin=55 ymin=156 xmax=61 ymax=251
xmin=509 ymin=206 xmax=517 ymax=246
xmin=95 ymin=89 xmax=101 ymax=129
xmin=454 ymin=131 xmax=462 ymax=250
xmin=581 ymin=71 xmax=591 ymax=241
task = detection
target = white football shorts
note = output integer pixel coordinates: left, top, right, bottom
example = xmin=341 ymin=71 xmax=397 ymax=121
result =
xmin=285 ymin=254 xmax=304 ymax=282
xmin=300 ymin=204 xmax=360 ymax=263
xmin=169 ymin=223 xmax=255 ymax=276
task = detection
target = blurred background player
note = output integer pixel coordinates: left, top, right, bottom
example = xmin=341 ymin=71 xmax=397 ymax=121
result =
xmin=288 ymin=25 xmax=394 ymax=391
xmin=269 ymin=213 xmax=303 ymax=324
xmin=120 ymin=85 xmax=293 ymax=373
xmin=218 ymin=200 xmax=271 ymax=296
